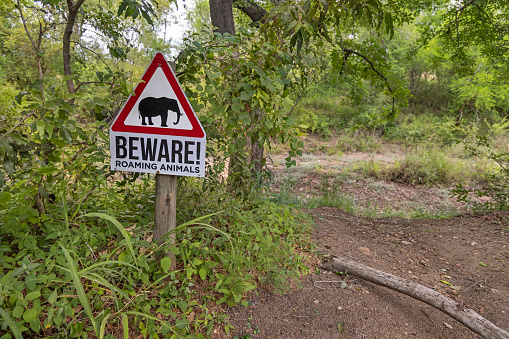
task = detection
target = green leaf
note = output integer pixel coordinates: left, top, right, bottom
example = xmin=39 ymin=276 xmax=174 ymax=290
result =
xmin=478 ymin=262 xmax=488 ymax=267
xmin=137 ymin=255 xmax=150 ymax=271
xmin=99 ymin=313 xmax=113 ymax=339
xmin=80 ymin=213 xmax=136 ymax=266
xmin=60 ymin=245 xmax=99 ymax=335
xmin=337 ymin=321 xmax=345 ymax=333
xmin=175 ymin=318 xmax=190 ymax=329
xmin=0 ymin=307 xmax=23 ymax=339
xmin=278 ymin=67 xmax=286 ymax=78
xmin=25 ymin=291 xmax=41 ymax=301
xmin=296 ymin=32 xmax=304 ymax=52
xmin=302 ymin=0 xmax=311 ymax=14
xmin=199 ymin=268 xmax=207 ymax=281
xmin=22 ymin=309 xmax=37 ymax=322
xmin=36 ymin=166 xmax=59 ymax=175
xmin=124 ymin=311 xmax=174 ymax=332
xmin=240 ymin=91 xmax=251 ymax=101
xmin=29 ymin=317 xmax=40 ymax=332
xmin=36 ymin=121 xmax=45 ymax=137
xmin=60 ymin=126 xmax=72 ymax=144
xmin=161 ymin=257 xmax=172 ymax=273
xmin=3 ymin=158 xmax=14 ymax=176
xmin=284 ymin=21 xmax=298 ymax=37
xmin=122 ymin=314 xmax=129 ymax=339
xmin=48 ymin=290 xmax=58 ymax=305
xmin=13 ymin=306 xmax=23 ymax=318
xmin=177 ymin=300 xmax=188 ymax=312
xmin=385 ymin=13 xmax=394 ymax=37
xmin=0 ymin=191 xmax=11 ymax=204
xmin=15 ymin=91 xmax=27 ymax=105
xmin=141 ymin=10 xmax=153 ymax=26
xmin=117 ymin=0 xmax=128 ymax=17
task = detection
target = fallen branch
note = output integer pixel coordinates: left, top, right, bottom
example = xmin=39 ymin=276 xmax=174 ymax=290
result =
xmin=320 ymin=256 xmax=509 ymax=339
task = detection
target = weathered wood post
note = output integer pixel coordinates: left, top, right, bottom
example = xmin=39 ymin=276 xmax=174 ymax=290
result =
xmin=154 ymin=173 xmax=177 ymax=269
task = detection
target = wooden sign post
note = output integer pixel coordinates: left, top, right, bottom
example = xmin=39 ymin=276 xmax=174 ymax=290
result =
xmin=109 ymin=54 xmax=207 ymax=271
xmin=154 ymin=173 xmax=177 ymax=268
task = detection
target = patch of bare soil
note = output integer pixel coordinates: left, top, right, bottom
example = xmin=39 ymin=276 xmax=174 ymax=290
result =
xmin=227 ymin=208 xmax=509 ymax=338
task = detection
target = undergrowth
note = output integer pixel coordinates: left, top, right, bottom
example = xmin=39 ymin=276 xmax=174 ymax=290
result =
xmin=0 ymin=175 xmax=313 ymax=338
xmin=357 ymin=147 xmax=494 ymax=186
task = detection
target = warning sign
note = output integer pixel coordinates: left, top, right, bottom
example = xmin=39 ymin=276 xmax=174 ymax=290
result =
xmin=110 ymin=53 xmax=206 ymax=177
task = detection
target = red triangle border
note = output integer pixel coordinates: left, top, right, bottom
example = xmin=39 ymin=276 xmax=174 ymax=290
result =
xmin=111 ymin=53 xmax=205 ymax=138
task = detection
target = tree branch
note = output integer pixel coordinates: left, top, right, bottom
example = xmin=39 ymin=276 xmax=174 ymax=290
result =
xmin=233 ymin=0 xmax=268 ymax=23
xmin=75 ymin=81 xmax=115 ymax=92
xmin=63 ymin=0 xmax=86 ymax=94
xmin=16 ymin=0 xmax=37 ymax=51
xmin=0 ymin=113 xmax=37 ymax=140
xmin=412 ymin=0 xmax=479 ymax=54
xmin=321 ymin=256 xmax=509 ymax=339
xmin=71 ymin=39 xmax=114 ymax=75
xmin=341 ymin=48 xmax=395 ymax=117
xmin=342 ymin=48 xmax=392 ymax=92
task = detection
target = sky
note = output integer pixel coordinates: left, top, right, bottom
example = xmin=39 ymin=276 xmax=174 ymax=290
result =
xmin=165 ymin=0 xmax=192 ymax=44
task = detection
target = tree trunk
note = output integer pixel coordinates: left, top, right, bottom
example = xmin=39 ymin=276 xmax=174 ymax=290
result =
xmin=247 ymin=108 xmax=265 ymax=174
xmin=36 ymin=23 xmax=45 ymax=102
xmin=209 ymin=0 xmax=235 ymax=35
xmin=63 ymin=0 xmax=85 ymax=94
xmin=321 ymin=256 xmax=509 ymax=339
xmin=248 ymin=138 xmax=264 ymax=174
xmin=209 ymin=0 xmax=270 ymax=189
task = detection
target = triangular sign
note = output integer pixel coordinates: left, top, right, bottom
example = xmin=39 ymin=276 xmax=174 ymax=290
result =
xmin=111 ymin=52 xmax=205 ymax=138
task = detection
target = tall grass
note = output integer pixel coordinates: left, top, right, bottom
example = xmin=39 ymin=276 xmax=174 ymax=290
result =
xmin=357 ymin=147 xmax=495 ymax=186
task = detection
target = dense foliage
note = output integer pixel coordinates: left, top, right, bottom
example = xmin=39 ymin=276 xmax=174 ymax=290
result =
xmin=1 ymin=0 xmax=509 ymax=337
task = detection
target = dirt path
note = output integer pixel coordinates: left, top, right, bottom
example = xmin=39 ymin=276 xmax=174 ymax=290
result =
xmin=225 ymin=141 xmax=508 ymax=338
xmin=227 ymin=207 xmax=509 ymax=338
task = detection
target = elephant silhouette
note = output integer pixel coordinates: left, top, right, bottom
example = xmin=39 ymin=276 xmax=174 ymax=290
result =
xmin=138 ymin=97 xmax=183 ymax=127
